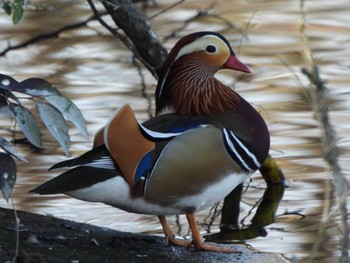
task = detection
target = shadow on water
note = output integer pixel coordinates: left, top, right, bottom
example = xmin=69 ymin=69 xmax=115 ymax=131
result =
xmin=1 ymin=1 xmax=349 ymax=262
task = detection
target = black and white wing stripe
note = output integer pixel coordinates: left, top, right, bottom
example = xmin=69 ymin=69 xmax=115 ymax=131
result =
xmin=222 ymin=128 xmax=261 ymax=173
xmin=49 ymin=145 xmax=117 ymax=171
xmin=84 ymin=156 xmax=116 ymax=170
xmin=31 ymin=145 xmax=120 ymax=195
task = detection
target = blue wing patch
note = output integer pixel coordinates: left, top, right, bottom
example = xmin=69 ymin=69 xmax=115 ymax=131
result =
xmin=134 ymin=150 xmax=155 ymax=183
xmin=168 ymin=121 xmax=203 ymax=133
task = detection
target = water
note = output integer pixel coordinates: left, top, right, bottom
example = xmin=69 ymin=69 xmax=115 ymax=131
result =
xmin=1 ymin=0 xmax=349 ymax=262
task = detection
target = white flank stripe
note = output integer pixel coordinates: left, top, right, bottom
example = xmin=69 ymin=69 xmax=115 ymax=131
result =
xmin=140 ymin=123 xmax=209 ymax=140
xmin=139 ymin=124 xmax=184 ymax=139
xmin=228 ymin=130 xmax=261 ymax=168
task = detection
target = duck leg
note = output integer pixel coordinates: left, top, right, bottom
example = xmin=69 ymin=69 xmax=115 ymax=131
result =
xmin=186 ymin=213 xmax=241 ymax=253
xmin=158 ymin=215 xmax=192 ymax=247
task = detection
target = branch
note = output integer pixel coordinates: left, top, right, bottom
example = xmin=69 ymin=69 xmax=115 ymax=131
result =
xmin=98 ymin=0 xmax=168 ymax=78
xmin=0 ymin=14 xmax=99 ymax=57
xmin=162 ymin=1 xmax=246 ymax=42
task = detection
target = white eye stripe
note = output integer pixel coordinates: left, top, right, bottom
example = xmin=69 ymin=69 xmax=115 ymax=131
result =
xmin=175 ymin=35 xmax=228 ymax=61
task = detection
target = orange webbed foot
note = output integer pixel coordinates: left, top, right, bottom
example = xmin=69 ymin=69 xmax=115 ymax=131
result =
xmin=186 ymin=213 xmax=241 ymax=253
xmin=158 ymin=215 xmax=192 ymax=248
xmin=159 ymin=214 xmax=240 ymax=252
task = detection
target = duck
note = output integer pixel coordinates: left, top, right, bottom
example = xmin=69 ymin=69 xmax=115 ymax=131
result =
xmin=30 ymin=31 xmax=270 ymax=253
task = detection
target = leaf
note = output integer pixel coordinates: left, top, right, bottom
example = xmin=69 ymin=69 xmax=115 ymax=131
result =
xmin=44 ymin=95 xmax=88 ymax=138
xmin=0 ymin=136 xmax=27 ymax=162
xmin=0 ymin=152 xmax=17 ymax=202
xmin=12 ymin=0 xmax=24 ymax=25
xmin=14 ymin=78 xmax=60 ymax=97
xmin=0 ymin=73 xmax=19 ymax=91
xmin=36 ymin=102 xmax=70 ymax=156
xmin=12 ymin=7 xmax=23 ymax=25
xmin=0 ymin=96 xmax=13 ymax=119
xmin=10 ymin=103 xmax=41 ymax=148
xmin=0 ymin=74 xmax=22 ymax=105
xmin=2 ymin=2 xmax=12 ymax=15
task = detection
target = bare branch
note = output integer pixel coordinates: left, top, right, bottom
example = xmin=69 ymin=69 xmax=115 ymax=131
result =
xmin=162 ymin=1 xmax=245 ymax=42
xmin=98 ymin=0 xmax=168 ymax=78
xmin=0 ymin=14 xmax=99 ymax=57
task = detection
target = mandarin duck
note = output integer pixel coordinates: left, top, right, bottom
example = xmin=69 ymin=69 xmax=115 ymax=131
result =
xmin=31 ymin=31 xmax=270 ymax=252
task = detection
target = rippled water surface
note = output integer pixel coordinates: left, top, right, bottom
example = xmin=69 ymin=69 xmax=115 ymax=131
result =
xmin=1 ymin=1 xmax=349 ymax=262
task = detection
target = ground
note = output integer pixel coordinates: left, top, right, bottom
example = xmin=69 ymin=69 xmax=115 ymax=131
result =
xmin=0 ymin=208 xmax=288 ymax=263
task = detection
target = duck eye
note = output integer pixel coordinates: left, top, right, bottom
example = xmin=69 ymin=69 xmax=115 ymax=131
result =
xmin=205 ymin=45 xmax=217 ymax=53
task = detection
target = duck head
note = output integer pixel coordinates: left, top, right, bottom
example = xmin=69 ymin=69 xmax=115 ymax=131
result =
xmin=155 ymin=31 xmax=251 ymax=116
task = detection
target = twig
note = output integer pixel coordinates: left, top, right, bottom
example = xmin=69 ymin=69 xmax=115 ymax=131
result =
xmin=147 ymin=0 xmax=185 ymax=20
xmin=89 ymin=0 xmax=160 ymax=79
xmin=132 ymin=57 xmax=153 ymax=118
xmin=88 ymin=0 xmax=162 ymax=78
xmin=10 ymin=196 xmax=20 ymax=263
xmin=97 ymin=0 xmax=167 ymax=78
xmin=0 ymin=13 xmax=99 ymax=57
xmin=162 ymin=0 xmax=245 ymax=43
xmin=87 ymin=0 xmax=138 ymax=57
xmin=299 ymin=1 xmax=349 ymax=261
xmin=237 ymin=10 xmax=256 ymax=56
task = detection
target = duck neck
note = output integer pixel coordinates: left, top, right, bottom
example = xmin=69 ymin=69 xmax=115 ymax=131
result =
xmin=165 ymin=56 xmax=240 ymax=116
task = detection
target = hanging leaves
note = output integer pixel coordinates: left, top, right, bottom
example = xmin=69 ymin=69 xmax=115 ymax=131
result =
xmin=13 ymin=77 xmax=88 ymax=138
xmin=36 ymin=102 xmax=70 ymax=156
xmin=0 ymin=72 xmax=88 ymax=200
xmin=0 ymin=96 xmax=13 ymax=119
xmin=0 ymin=152 xmax=17 ymax=202
xmin=0 ymin=136 xmax=27 ymax=162
xmin=2 ymin=2 xmax=12 ymax=15
xmin=10 ymin=103 xmax=41 ymax=148
xmin=44 ymin=95 xmax=88 ymax=138
xmin=0 ymin=73 xmax=88 ymax=158
xmin=14 ymin=78 xmax=60 ymax=97
xmin=1 ymin=0 xmax=25 ymax=25
xmin=0 ymin=73 xmax=19 ymax=91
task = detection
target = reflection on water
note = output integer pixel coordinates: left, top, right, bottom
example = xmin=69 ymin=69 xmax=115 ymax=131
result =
xmin=1 ymin=0 xmax=349 ymax=262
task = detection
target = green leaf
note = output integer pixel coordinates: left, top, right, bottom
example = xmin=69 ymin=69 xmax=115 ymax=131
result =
xmin=44 ymin=95 xmax=88 ymax=138
xmin=0 ymin=136 xmax=27 ymax=162
xmin=2 ymin=2 xmax=12 ymax=15
xmin=12 ymin=0 xmax=24 ymax=25
xmin=10 ymin=103 xmax=41 ymax=148
xmin=14 ymin=78 xmax=60 ymax=96
xmin=12 ymin=6 xmax=23 ymax=25
xmin=0 ymin=152 xmax=17 ymax=202
xmin=36 ymin=102 xmax=70 ymax=156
